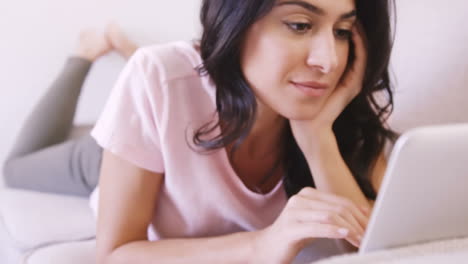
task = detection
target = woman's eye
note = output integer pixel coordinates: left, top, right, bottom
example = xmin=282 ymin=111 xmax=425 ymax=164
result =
xmin=285 ymin=22 xmax=312 ymax=34
xmin=335 ymin=29 xmax=352 ymax=40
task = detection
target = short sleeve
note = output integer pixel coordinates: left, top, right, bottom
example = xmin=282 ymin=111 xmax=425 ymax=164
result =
xmin=91 ymin=49 xmax=164 ymax=173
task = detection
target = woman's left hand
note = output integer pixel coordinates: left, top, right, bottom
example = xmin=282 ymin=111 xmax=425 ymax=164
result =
xmin=290 ymin=23 xmax=368 ymax=154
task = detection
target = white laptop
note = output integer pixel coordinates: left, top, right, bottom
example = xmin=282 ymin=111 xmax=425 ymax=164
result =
xmin=359 ymin=123 xmax=468 ymax=254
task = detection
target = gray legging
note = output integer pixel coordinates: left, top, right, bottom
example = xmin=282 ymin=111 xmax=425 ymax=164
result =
xmin=2 ymin=57 xmax=102 ymax=197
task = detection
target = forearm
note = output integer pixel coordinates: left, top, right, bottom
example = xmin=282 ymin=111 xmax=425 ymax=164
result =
xmin=104 ymin=230 xmax=261 ymax=264
xmin=304 ymin=130 xmax=370 ymax=208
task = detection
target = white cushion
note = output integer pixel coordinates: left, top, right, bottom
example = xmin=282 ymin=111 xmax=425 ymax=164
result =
xmin=316 ymin=251 xmax=468 ymax=264
xmin=25 ymin=240 xmax=96 ymax=264
xmin=315 ymin=237 xmax=468 ymax=264
xmin=0 ymin=220 xmax=23 ymax=264
xmin=0 ymin=188 xmax=95 ymax=251
xmin=386 ymin=251 xmax=468 ymax=264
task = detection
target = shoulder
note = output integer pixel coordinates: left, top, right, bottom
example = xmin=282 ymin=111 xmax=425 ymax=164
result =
xmin=122 ymin=41 xmax=215 ymax=127
xmin=133 ymin=41 xmax=203 ymax=83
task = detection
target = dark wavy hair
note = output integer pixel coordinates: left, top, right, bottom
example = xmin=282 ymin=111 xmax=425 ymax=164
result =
xmin=194 ymin=0 xmax=399 ymax=199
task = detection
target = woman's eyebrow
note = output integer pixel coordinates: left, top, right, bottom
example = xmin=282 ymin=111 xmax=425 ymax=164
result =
xmin=276 ymin=0 xmax=356 ymax=20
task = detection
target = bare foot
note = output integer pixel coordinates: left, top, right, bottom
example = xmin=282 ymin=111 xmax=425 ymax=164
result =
xmin=75 ymin=29 xmax=112 ymax=61
xmin=106 ymin=22 xmax=139 ymax=59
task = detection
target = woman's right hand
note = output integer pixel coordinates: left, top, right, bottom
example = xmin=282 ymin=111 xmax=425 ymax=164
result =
xmin=253 ymin=187 xmax=370 ymax=263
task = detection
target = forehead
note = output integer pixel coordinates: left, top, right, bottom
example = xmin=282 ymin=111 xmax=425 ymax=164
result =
xmin=274 ymin=0 xmax=356 ymax=18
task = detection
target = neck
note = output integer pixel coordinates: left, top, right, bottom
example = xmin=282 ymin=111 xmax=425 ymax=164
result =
xmin=238 ymin=102 xmax=287 ymax=160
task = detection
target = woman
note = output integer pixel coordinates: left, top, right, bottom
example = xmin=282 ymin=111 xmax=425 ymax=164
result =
xmin=94 ymin=0 xmax=398 ymax=263
xmin=2 ymin=23 xmax=138 ymax=197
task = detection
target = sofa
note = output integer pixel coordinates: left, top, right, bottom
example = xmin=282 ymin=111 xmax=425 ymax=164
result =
xmin=1 ymin=0 xmax=468 ymax=263
xmin=0 ymin=188 xmax=96 ymax=264
xmin=2 ymin=185 xmax=468 ymax=264
xmin=0 ymin=125 xmax=97 ymax=264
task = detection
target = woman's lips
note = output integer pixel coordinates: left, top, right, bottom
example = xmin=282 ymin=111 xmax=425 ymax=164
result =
xmin=290 ymin=81 xmax=329 ymax=97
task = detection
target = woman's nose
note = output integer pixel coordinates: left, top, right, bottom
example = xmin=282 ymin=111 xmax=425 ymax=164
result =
xmin=306 ymin=33 xmax=338 ymax=74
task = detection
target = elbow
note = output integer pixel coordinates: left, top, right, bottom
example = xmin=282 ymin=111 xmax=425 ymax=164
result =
xmin=96 ymin=244 xmax=126 ymax=264
xmin=97 ymin=249 xmax=132 ymax=264
xmin=96 ymin=240 xmax=150 ymax=264
xmin=96 ymin=242 xmax=119 ymax=264
xmin=96 ymin=250 xmax=114 ymax=264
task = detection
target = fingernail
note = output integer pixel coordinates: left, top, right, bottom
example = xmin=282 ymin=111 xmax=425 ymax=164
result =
xmin=338 ymin=228 xmax=349 ymax=236
xmin=357 ymin=235 xmax=363 ymax=242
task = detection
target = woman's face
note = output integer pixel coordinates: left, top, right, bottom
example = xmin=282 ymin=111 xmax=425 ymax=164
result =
xmin=241 ymin=0 xmax=357 ymax=120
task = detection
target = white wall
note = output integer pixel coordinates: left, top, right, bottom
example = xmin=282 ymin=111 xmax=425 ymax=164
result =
xmin=0 ymin=0 xmax=202 ymax=186
xmin=1 ymin=0 xmax=468 ymax=186
xmin=389 ymin=0 xmax=468 ymax=132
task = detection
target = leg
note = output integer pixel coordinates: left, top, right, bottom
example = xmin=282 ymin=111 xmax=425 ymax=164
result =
xmin=3 ymin=134 xmax=102 ymax=197
xmin=3 ymin=29 xmax=111 ymax=194
xmin=6 ymin=27 xmax=113 ymax=159
xmin=3 ymin=25 xmax=139 ymax=196
xmin=5 ymin=58 xmax=92 ymax=159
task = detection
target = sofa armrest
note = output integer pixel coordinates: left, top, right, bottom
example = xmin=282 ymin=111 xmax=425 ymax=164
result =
xmin=25 ymin=240 xmax=96 ymax=264
xmin=0 ymin=188 xmax=95 ymax=251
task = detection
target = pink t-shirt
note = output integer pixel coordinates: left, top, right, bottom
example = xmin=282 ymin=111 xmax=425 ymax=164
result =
xmin=90 ymin=41 xmax=287 ymax=240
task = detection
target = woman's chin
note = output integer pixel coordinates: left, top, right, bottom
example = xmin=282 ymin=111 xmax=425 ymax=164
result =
xmin=271 ymin=96 xmax=327 ymax=121
xmin=278 ymin=108 xmax=321 ymax=121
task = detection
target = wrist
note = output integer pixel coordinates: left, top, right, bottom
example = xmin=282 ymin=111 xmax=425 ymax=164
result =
xmin=250 ymin=228 xmax=270 ymax=264
xmin=302 ymin=128 xmax=336 ymax=157
xmin=251 ymin=227 xmax=299 ymax=264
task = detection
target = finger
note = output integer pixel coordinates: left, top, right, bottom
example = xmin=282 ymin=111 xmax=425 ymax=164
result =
xmin=297 ymin=188 xmax=369 ymax=233
xmin=326 ymin=200 xmax=368 ymax=235
xmin=308 ymin=189 xmax=369 ymax=229
xmin=317 ymin=194 xmax=369 ymax=231
xmin=344 ymin=235 xmax=361 ymax=248
xmin=360 ymin=205 xmax=372 ymax=217
xmin=292 ymin=195 xmax=364 ymax=238
xmin=313 ymin=200 xmax=365 ymax=236
xmin=321 ymin=211 xmax=363 ymax=245
xmin=292 ymin=209 xmax=363 ymax=244
xmin=293 ymin=223 xmax=361 ymax=248
xmin=293 ymin=222 xmax=349 ymax=240
xmin=297 ymin=188 xmax=368 ymax=229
